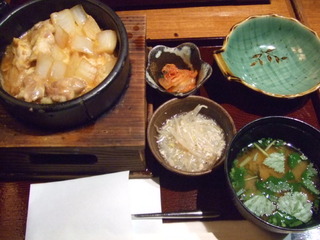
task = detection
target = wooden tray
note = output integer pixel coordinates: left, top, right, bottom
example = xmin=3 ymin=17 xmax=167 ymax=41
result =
xmin=0 ymin=15 xmax=148 ymax=179
xmin=144 ymin=40 xmax=320 ymax=222
xmin=1 ymin=23 xmax=320 ymax=240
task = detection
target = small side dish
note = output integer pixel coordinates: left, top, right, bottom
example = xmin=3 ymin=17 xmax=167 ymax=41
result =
xmin=146 ymin=43 xmax=212 ymax=97
xmin=158 ymin=63 xmax=198 ymax=93
xmin=230 ymin=138 xmax=320 ymax=228
xmin=147 ymin=96 xmax=236 ymax=176
xmin=0 ymin=4 xmax=117 ymax=104
xmin=157 ymin=104 xmax=226 ymax=172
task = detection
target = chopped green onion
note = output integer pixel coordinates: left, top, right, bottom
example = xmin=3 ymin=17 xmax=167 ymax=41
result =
xmin=254 ymin=143 xmax=269 ymax=157
xmin=265 ymin=140 xmax=276 ymax=151
xmin=239 ymin=156 xmax=252 ymax=167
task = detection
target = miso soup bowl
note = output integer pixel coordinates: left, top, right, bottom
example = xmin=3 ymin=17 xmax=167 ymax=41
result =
xmin=225 ymin=116 xmax=320 ymax=233
xmin=0 ymin=0 xmax=129 ymax=129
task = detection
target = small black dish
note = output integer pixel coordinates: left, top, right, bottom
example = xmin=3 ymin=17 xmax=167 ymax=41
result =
xmin=225 ymin=116 xmax=320 ymax=233
xmin=146 ymin=42 xmax=212 ymax=98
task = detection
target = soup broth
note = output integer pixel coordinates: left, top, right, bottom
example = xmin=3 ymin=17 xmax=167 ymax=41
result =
xmin=230 ymin=138 xmax=320 ymax=228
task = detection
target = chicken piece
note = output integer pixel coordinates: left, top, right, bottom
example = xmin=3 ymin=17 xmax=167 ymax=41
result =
xmin=15 ymin=75 xmax=45 ymax=102
xmin=0 ymin=65 xmax=24 ymax=96
xmin=11 ymin=38 xmax=32 ymax=71
xmin=158 ymin=63 xmax=198 ymax=93
xmin=28 ymin=21 xmax=56 ymax=60
xmin=1 ymin=20 xmax=56 ymax=101
xmin=45 ymin=77 xmax=87 ymax=102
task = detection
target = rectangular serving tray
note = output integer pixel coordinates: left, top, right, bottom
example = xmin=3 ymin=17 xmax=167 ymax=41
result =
xmin=145 ymin=39 xmax=320 ymax=221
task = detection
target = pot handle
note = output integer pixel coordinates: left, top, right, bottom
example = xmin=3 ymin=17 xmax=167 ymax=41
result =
xmin=0 ymin=0 xmax=10 ymax=20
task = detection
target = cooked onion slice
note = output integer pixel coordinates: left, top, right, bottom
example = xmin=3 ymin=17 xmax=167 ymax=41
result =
xmin=35 ymin=54 xmax=53 ymax=78
xmin=71 ymin=35 xmax=94 ymax=54
xmin=83 ymin=15 xmax=101 ymax=40
xmin=95 ymin=30 xmax=117 ymax=54
xmin=65 ymin=52 xmax=81 ymax=77
xmin=70 ymin=4 xmax=87 ymax=26
xmin=50 ymin=60 xmax=67 ymax=81
xmin=74 ymin=58 xmax=97 ymax=83
xmin=51 ymin=9 xmax=77 ymax=35
xmin=54 ymin=25 xmax=69 ymax=49
xmin=51 ymin=45 xmax=68 ymax=62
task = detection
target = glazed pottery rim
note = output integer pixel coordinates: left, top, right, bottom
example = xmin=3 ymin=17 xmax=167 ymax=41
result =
xmin=213 ymin=14 xmax=320 ymax=99
xmin=0 ymin=0 xmax=129 ymax=111
xmin=146 ymin=42 xmax=213 ymax=98
xmin=147 ymin=95 xmax=236 ymax=176
xmin=225 ymin=116 xmax=320 ymax=233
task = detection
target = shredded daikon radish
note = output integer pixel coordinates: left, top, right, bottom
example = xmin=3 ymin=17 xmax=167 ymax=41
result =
xmin=157 ymin=104 xmax=226 ymax=172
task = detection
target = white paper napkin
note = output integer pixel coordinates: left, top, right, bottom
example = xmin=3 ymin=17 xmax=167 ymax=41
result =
xmin=25 ymin=171 xmax=132 ymax=240
xmin=25 ymin=171 xmax=218 ymax=240
xmin=129 ymin=178 xmax=163 ymax=234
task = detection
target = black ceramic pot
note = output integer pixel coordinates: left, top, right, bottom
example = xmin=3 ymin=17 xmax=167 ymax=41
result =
xmin=0 ymin=0 xmax=129 ymax=130
xmin=225 ymin=116 xmax=320 ymax=233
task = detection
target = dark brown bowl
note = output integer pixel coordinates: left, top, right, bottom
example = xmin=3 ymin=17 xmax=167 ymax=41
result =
xmin=0 ymin=0 xmax=129 ymax=130
xmin=147 ymin=95 xmax=236 ymax=176
xmin=225 ymin=116 xmax=320 ymax=233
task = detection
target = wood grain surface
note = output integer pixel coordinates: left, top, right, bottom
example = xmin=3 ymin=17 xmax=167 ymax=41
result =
xmin=0 ymin=15 xmax=148 ymax=178
xmin=117 ymin=0 xmax=296 ymax=40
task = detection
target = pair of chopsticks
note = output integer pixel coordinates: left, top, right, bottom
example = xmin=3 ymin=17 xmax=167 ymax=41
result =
xmin=132 ymin=210 xmax=220 ymax=220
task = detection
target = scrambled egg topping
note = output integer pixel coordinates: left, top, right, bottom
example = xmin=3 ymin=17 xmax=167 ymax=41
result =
xmin=0 ymin=5 xmax=117 ymax=104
